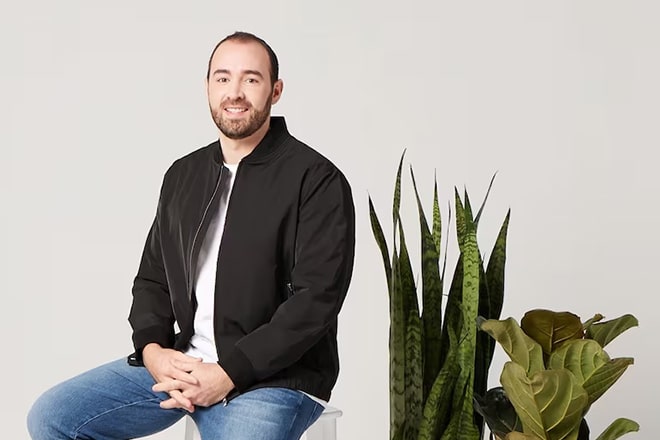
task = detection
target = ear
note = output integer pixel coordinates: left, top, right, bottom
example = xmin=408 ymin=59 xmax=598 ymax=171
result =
xmin=271 ymin=79 xmax=284 ymax=105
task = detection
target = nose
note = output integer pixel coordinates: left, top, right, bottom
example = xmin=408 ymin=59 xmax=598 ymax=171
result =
xmin=226 ymin=80 xmax=245 ymax=101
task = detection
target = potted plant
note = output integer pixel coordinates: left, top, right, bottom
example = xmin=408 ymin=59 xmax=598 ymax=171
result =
xmin=476 ymin=309 xmax=640 ymax=440
xmin=369 ymin=152 xmax=511 ymax=439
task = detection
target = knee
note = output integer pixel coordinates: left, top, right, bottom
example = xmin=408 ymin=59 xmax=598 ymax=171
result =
xmin=27 ymin=389 xmax=71 ymax=440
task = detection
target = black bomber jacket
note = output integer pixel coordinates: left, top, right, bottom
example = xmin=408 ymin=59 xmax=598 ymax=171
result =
xmin=128 ymin=117 xmax=355 ymax=401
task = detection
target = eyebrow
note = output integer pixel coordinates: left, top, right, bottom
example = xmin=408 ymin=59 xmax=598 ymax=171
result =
xmin=211 ymin=69 xmax=265 ymax=78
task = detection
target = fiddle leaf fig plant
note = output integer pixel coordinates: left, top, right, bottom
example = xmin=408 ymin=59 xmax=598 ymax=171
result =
xmin=475 ymin=309 xmax=639 ymax=440
xmin=369 ymin=151 xmax=511 ymax=440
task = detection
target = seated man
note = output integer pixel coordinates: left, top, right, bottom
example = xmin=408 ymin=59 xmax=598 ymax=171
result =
xmin=28 ymin=31 xmax=355 ymax=440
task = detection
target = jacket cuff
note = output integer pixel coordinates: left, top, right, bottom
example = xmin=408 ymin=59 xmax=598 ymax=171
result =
xmin=221 ymin=346 xmax=257 ymax=392
xmin=132 ymin=325 xmax=175 ymax=353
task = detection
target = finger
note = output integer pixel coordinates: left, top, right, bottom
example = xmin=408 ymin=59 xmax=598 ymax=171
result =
xmin=171 ymin=369 xmax=199 ymax=386
xmin=153 ymin=379 xmax=186 ymax=393
xmin=161 ymin=390 xmax=194 ymax=412
xmin=173 ymin=352 xmax=203 ymax=363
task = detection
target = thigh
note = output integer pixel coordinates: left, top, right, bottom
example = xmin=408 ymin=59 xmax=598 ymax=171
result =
xmin=28 ymin=358 xmax=186 ymax=440
xmin=192 ymin=387 xmax=324 ymax=440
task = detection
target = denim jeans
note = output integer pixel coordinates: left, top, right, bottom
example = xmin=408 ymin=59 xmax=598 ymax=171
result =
xmin=27 ymin=359 xmax=324 ymax=440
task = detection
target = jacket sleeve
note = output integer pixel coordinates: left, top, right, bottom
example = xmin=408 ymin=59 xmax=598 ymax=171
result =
xmin=128 ymin=176 xmax=176 ymax=357
xmin=221 ymin=162 xmax=356 ymax=391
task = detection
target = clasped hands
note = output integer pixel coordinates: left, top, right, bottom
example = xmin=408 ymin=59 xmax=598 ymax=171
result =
xmin=143 ymin=343 xmax=235 ymax=413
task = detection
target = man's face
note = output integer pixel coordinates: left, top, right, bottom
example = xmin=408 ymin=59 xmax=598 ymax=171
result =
xmin=207 ymin=40 xmax=282 ymax=140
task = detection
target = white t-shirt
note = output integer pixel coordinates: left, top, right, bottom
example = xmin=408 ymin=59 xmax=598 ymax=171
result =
xmin=185 ymin=162 xmax=238 ymax=362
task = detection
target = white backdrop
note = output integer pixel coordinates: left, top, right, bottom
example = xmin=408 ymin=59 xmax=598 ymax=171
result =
xmin=3 ymin=1 xmax=658 ymax=438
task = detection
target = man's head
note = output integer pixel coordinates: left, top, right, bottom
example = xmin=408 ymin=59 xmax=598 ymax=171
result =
xmin=206 ymin=32 xmax=283 ymax=140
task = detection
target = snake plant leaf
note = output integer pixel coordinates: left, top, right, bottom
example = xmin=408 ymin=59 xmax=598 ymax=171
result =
xmin=390 ymin=251 xmax=406 ymax=440
xmin=368 ymin=196 xmax=392 ymax=294
xmin=418 ymin=348 xmax=460 ymax=440
xmin=521 ymin=310 xmax=584 ymax=357
xmin=594 ymin=418 xmax=639 ymax=440
xmin=397 ymin=219 xmax=420 ymax=319
xmin=432 ymin=171 xmax=442 ymax=258
xmin=474 ymin=387 xmax=522 ymax=437
xmin=393 ymin=150 xmax=405 ymax=225
xmin=454 ymin=188 xmax=467 ymax=247
xmin=479 ymin=317 xmax=545 ymax=376
xmin=446 ymin=190 xmax=481 ymax=440
xmin=474 ymin=172 xmax=497 ymax=228
xmin=410 ymin=166 xmax=444 ymax=399
xmin=501 ymin=362 xmax=589 ymax=440
xmin=486 ymin=209 xmax=511 ymax=323
xmin=440 ymin=373 xmax=481 ymax=440
xmin=404 ymin=309 xmax=423 ymax=440
xmin=585 ymin=314 xmax=639 ymax=348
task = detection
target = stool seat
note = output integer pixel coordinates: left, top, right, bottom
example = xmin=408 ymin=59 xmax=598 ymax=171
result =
xmin=183 ymin=405 xmax=342 ymax=440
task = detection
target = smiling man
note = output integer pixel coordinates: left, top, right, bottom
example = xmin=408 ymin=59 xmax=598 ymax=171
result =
xmin=28 ymin=32 xmax=355 ymax=440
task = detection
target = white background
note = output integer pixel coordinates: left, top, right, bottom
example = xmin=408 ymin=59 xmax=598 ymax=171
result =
xmin=3 ymin=1 xmax=658 ymax=438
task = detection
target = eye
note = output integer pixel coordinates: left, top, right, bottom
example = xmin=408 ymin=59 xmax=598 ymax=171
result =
xmin=245 ymin=77 xmax=259 ymax=84
xmin=216 ymin=77 xmax=229 ymax=83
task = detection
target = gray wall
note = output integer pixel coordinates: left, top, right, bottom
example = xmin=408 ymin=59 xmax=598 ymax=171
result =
xmin=3 ymin=1 xmax=658 ymax=438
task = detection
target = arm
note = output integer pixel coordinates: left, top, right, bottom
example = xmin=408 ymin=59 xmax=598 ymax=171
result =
xmin=221 ymin=162 xmax=356 ymax=391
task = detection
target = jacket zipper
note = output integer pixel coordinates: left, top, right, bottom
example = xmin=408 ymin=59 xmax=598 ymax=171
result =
xmin=187 ymin=167 xmax=225 ymax=300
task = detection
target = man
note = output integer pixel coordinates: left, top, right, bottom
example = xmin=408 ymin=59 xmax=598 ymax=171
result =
xmin=28 ymin=31 xmax=355 ymax=440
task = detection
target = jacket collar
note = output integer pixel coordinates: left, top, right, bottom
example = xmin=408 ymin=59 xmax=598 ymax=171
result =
xmin=213 ymin=116 xmax=289 ymax=166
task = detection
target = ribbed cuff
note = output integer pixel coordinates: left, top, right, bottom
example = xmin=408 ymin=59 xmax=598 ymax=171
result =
xmin=220 ymin=346 xmax=257 ymax=392
xmin=132 ymin=325 xmax=175 ymax=353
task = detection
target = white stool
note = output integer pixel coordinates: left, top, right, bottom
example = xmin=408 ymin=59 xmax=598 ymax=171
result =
xmin=184 ymin=405 xmax=341 ymax=440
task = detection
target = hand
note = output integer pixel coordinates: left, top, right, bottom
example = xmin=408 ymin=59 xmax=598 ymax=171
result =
xmin=153 ymin=362 xmax=235 ymax=408
xmin=142 ymin=343 xmax=202 ymax=412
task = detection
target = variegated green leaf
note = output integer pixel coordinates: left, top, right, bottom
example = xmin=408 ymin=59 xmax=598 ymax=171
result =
xmin=474 ymin=172 xmax=497 ymax=228
xmin=404 ymin=309 xmax=423 ymax=440
xmin=432 ymin=173 xmax=442 ymax=260
xmin=390 ymin=250 xmax=406 ymax=440
xmin=410 ymin=166 xmax=443 ymax=399
xmin=417 ymin=346 xmax=459 ymax=440
xmin=393 ymin=151 xmax=406 ymax=225
xmin=369 ymin=196 xmax=392 ymax=294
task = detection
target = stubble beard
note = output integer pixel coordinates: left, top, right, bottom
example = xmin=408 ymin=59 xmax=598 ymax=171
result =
xmin=212 ymin=97 xmax=272 ymax=140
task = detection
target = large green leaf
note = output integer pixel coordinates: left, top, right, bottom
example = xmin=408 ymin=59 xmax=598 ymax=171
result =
xmin=368 ymin=196 xmax=392 ymax=294
xmin=501 ymin=362 xmax=588 ymax=440
xmin=586 ymin=314 xmax=639 ymax=348
xmin=393 ymin=151 xmax=405 ymax=225
xmin=397 ymin=219 xmax=419 ymax=320
xmin=594 ymin=418 xmax=639 ymax=440
xmin=479 ymin=317 xmax=545 ymax=375
xmin=547 ymin=339 xmax=634 ymax=406
xmin=410 ymin=166 xmax=444 ymax=400
xmin=505 ymin=433 xmax=543 ymax=440
xmin=521 ymin=310 xmax=584 ymax=357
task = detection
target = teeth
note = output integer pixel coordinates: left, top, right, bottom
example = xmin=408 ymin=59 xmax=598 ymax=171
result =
xmin=226 ymin=108 xmax=247 ymax=113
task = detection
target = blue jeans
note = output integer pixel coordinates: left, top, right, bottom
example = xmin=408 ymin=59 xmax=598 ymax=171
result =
xmin=27 ymin=359 xmax=324 ymax=439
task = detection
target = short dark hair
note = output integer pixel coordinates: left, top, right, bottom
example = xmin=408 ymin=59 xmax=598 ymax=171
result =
xmin=206 ymin=31 xmax=279 ymax=85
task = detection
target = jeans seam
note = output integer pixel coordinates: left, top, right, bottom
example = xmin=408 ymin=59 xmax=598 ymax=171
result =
xmin=71 ymin=397 xmax=164 ymax=439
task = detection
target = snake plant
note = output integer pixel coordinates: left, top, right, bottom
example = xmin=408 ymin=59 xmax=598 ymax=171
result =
xmin=477 ymin=309 xmax=640 ymax=440
xmin=369 ymin=152 xmax=511 ymax=440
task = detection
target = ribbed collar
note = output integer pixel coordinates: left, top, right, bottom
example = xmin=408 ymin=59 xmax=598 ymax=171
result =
xmin=212 ymin=116 xmax=289 ymax=166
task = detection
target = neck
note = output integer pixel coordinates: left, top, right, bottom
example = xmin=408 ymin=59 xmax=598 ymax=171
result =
xmin=219 ymin=119 xmax=271 ymax=164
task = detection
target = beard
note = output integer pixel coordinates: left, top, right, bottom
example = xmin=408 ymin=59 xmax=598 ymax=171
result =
xmin=211 ymin=96 xmax=272 ymax=140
